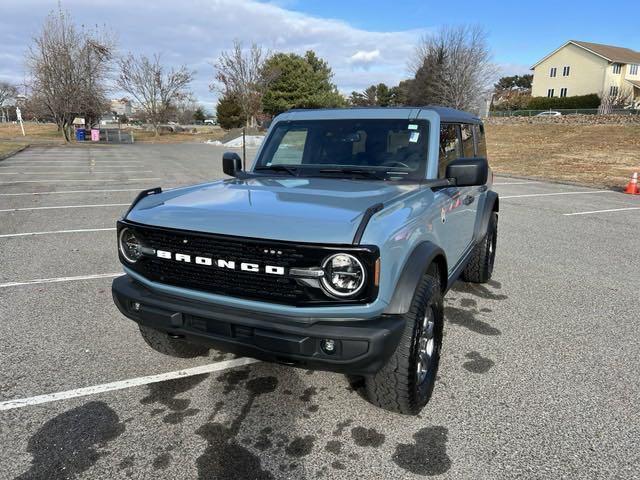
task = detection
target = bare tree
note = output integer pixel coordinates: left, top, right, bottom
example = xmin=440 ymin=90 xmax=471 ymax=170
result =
xmin=26 ymin=7 xmax=113 ymax=141
xmin=598 ymin=86 xmax=633 ymax=114
xmin=116 ymin=54 xmax=193 ymax=135
xmin=170 ymin=94 xmax=199 ymax=124
xmin=409 ymin=25 xmax=497 ymax=112
xmin=212 ymin=40 xmax=270 ymax=127
xmin=0 ymin=81 xmax=18 ymax=122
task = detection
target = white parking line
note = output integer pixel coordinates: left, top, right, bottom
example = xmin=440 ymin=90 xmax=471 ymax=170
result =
xmin=0 ymin=272 xmax=123 ymax=288
xmin=563 ymin=207 xmax=640 ymax=216
xmin=0 ymin=171 xmax=152 ymax=175
xmin=0 ymin=178 xmax=161 ymax=184
xmin=0 ymin=358 xmax=260 ymax=411
xmin=0 ymin=227 xmax=116 ymax=238
xmin=502 ymin=190 xmax=611 ymax=199
xmin=0 ymin=203 xmax=129 ymax=213
xmin=0 ymin=188 xmax=142 ymax=197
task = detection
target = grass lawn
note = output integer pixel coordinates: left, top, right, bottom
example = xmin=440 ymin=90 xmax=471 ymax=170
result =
xmin=0 ymin=123 xmax=62 ymax=143
xmin=485 ymin=123 xmax=640 ymax=190
xmin=129 ymin=127 xmax=226 ymax=143
xmin=0 ymin=123 xmax=226 ymax=144
xmin=0 ymin=142 xmax=28 ymax=158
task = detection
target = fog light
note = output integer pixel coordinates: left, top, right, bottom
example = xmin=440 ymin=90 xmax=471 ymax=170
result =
xmin=132 ymin=301 xmax=141 ymax=312
xmin=321 ymin=339 xmax=336 ymax=355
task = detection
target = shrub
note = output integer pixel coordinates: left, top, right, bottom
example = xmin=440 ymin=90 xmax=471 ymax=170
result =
xmin=527 ymin=94 xmax=600 ymax=110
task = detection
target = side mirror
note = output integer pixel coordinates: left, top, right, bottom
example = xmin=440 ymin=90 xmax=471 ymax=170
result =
xmin=222 ymin=152 xmax=242 ymax=177
xmin=445 ymin=158 xmax=488 ymax=187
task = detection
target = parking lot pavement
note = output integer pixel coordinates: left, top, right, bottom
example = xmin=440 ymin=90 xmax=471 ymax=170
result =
xmin=1 ymin=146 xmax=639 ymax=479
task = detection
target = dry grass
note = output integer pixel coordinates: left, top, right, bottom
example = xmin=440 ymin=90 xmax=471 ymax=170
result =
xmin=485 ymin=124 xmax=640 ymax=190
xmin=0 ymin=142 xmax=28 ymax=158
xmin=129 ymin=127 xmax=226 ymax=144
xmin=0 ymin=123 xmax=226 ymax=145
xmin=0 ymin=123 xmax=63 ymax=143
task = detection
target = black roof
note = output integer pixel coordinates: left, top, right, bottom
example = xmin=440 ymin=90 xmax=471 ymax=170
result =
xmin=284 ymin=105 xmax=482 ymax=123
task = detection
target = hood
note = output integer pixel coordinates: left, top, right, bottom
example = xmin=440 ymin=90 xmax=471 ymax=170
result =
xmin=126 ymin=177 xmax=417 ymax=244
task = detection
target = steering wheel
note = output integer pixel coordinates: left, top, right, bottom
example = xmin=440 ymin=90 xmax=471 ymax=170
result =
xmin=382 ymin=160 xmax=411 ymax=169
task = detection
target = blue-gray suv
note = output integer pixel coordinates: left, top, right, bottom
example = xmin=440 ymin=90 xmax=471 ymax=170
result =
xmin=112 ymin=107 xmax=499 ymax=414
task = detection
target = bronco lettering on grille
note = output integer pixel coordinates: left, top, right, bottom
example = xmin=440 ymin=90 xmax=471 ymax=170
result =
xmin=155 ymin=250 xmax=286 ymax=276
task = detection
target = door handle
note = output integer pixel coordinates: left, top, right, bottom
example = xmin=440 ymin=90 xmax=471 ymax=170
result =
xmin=463 ymin=195 xmax=475 ymax=205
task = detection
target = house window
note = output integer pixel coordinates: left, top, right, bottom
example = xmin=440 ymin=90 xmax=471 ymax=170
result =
xmin=562 ymin=66 xmax=570 ymax=76
xmin=560 ymin=88 xmax=568 ymax=98
xmin=612 ymin=64 xmax=622 ymax=74
xmin=547 ymin=89 xmax=554 ymax=97
xmin=550 ymin=67 xmax=557 ymax=77
xmin=630 ymin=64 xmax=639 ymax=75
xmin=610 ymin=86 xmax=619 ymax=97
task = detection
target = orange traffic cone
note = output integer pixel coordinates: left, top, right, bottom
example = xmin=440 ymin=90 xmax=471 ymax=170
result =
xmin=624 ymin=172 xmax=639 ymax=195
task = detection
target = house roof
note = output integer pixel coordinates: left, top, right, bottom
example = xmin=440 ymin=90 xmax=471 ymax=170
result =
xmin=626 ymin=79 xmax=640 ymax=88
xmin=531 ymin=40 xmax=640 ymax=69
xmin=571 ymin=40 xmax=640 ymax=64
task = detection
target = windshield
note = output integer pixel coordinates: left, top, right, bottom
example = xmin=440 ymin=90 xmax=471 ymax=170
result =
xmin=254 ymin=119 xmax=429 ymax=180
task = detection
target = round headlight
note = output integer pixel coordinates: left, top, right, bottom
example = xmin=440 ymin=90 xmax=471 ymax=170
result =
xmin=119 ymin=228 xmax=143 ymax=263
xmin=321 ymin=253 xmax=366 ymax=298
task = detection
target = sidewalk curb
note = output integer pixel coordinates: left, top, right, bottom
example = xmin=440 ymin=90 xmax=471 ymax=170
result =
xmin=0 ymin=144 xmax=30 ymax=162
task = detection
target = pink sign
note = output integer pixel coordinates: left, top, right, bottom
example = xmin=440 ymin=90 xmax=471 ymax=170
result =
xmin=91 ymin=129 xmax=100 ymax=141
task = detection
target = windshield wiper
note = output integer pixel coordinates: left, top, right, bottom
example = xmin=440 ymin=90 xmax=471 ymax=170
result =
xmin=254 ymin=165 xmax=299 ymax=176
xmin=317 ymin=168 xmax=387 ymax=179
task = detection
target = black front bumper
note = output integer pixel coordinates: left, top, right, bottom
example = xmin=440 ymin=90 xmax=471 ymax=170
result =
xmin=112 ymin=275 xmax=405 ymax=375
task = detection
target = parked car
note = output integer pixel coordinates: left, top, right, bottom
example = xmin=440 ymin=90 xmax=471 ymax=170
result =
xmin=204 ymin=119 xmax=217 ymax=125
xmin=536 ymin=110 xmax=562 ymax=117
xmin=112 ymin=107 xmax=499 ymax=414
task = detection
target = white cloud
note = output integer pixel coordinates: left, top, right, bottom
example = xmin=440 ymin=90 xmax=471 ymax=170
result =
xmin=0 ymin=0 xmax=430 ymax=109
xmin=349 ymin=49 xmax=381 ymax=66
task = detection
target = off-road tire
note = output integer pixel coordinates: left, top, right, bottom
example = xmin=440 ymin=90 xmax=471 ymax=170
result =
xmin=363 ymin=265 xmax=444 ymax=415
xmin=139 ymin=325 xmax=209 ymax=358
xmin=462 ymin=211 xmax=497 ymax=283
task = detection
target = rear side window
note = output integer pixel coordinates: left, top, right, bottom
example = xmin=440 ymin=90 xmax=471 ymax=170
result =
xmin=473 ymin=124 xmax=487 ymax=158
xmin=461 ymin=124 xmax=474 ymax=158
xmin=438 ymin=123 xmax=461 ymax=178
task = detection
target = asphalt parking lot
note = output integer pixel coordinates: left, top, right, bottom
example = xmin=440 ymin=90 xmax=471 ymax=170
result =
xmin=1 ymin=144 xmax=639 ymax=479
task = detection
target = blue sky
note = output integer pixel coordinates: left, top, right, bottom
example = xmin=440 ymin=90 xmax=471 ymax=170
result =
xmin=281 ymin=0 xmax=640 ymax=68
xmin=1 ymin=0 xmax=638 ymax=111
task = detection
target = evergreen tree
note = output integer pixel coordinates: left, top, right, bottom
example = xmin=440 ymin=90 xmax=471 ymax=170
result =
xmin=216 ymin=94 xmax=246 ymax=129
xmin=193 ymin=107 xmax=206 ymax=123
xmin=262 ymin=51 xmax=344 ymax=115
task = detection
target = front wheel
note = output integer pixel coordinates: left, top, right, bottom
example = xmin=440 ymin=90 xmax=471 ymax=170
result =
xmin=364 ymin=265 xmax=444 ymax=415
xmin=462 ymin=212 xmax=497 ymax=283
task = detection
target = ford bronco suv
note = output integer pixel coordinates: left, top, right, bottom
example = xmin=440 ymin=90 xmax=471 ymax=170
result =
xmin=112 ymin=107 xmax=499 ymax=414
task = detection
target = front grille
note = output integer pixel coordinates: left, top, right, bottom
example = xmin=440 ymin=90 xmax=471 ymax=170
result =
xmin=120 ymin=221 xmax=378 ymax=306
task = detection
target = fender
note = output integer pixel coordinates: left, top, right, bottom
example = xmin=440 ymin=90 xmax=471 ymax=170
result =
xmin=124 ymin=187 xmax=162 ymax=219
xmin=384 ymin=241 xmax=447 ymax=315
xmin=474 ymin=190 xmax=499 ymax=243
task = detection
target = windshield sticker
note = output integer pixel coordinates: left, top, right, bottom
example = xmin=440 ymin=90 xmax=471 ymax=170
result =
xmin=409 ymin=131 xmax=420 ymax=143
xmin=408 ymin=124 xmax=418 ymax=130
